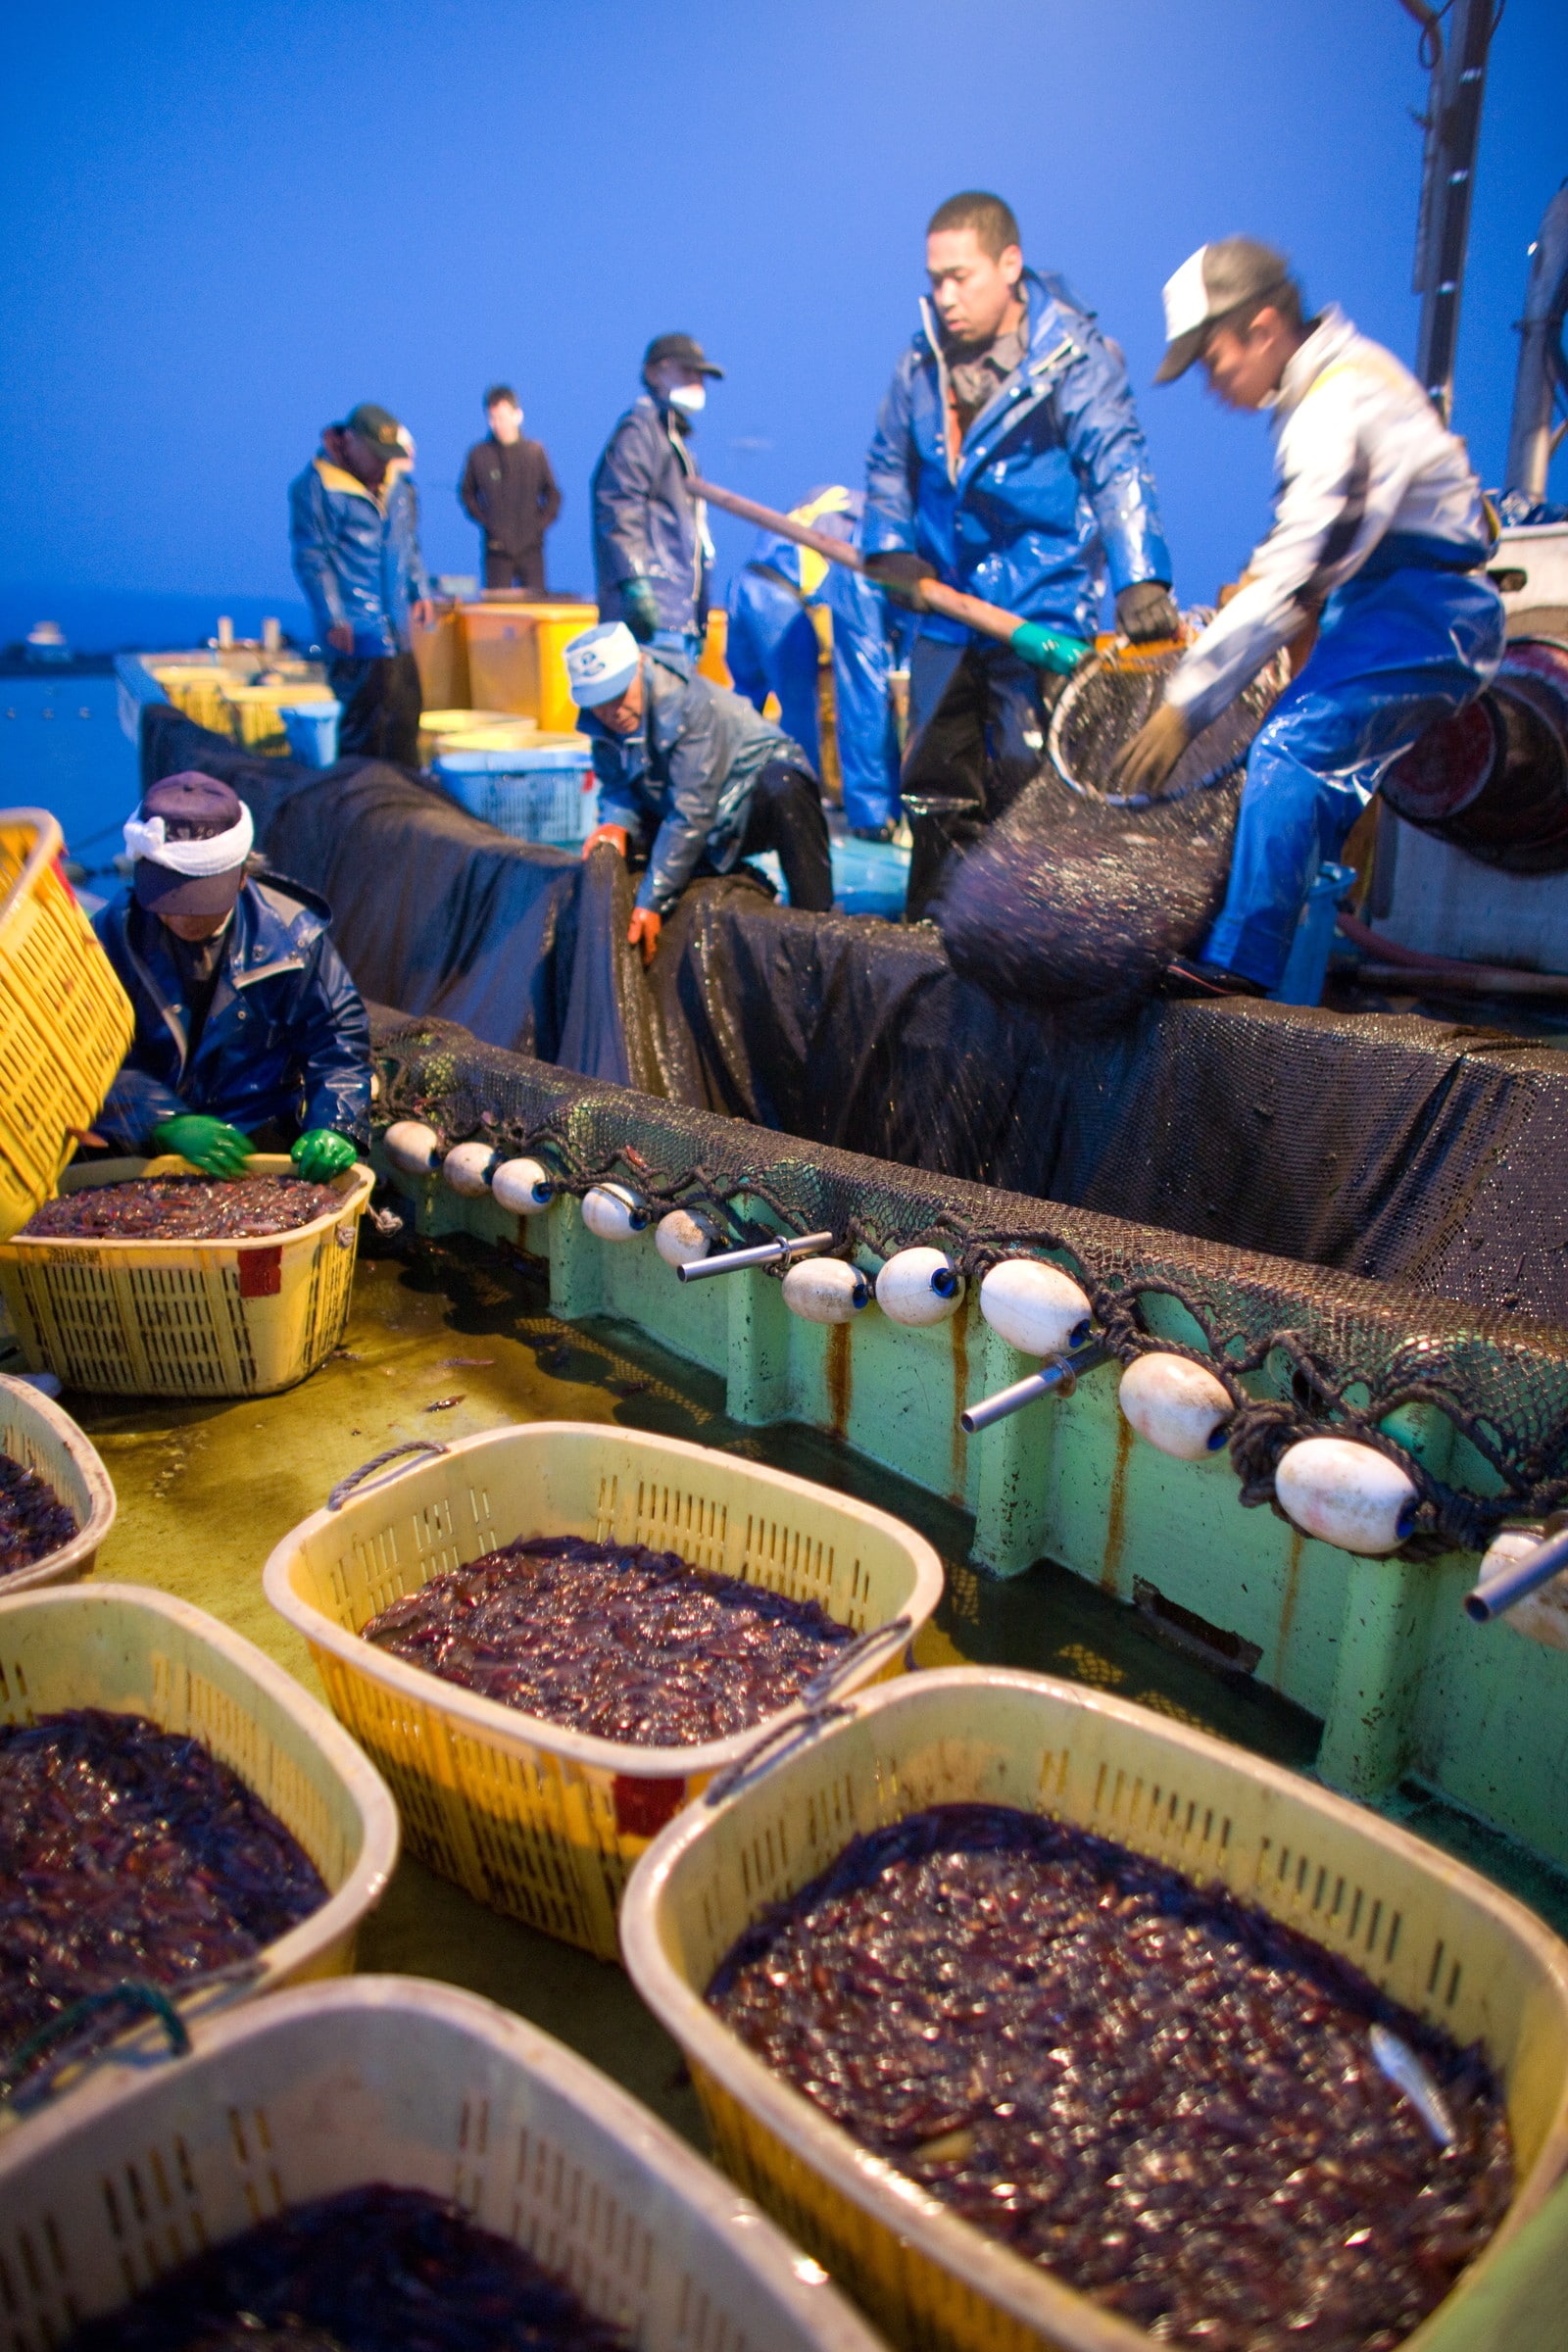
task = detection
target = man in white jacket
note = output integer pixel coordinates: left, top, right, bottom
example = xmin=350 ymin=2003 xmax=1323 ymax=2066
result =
xmin=1115 ymin=238 xmax=1504 ymax=995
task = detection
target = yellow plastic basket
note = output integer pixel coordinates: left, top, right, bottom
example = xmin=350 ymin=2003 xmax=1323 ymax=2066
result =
xmin=620 ymin=1667 xmax=1568 ymax=2352
xmin=0 ymin=1152 xmax=374 ymax=1397
xmin=0 ymin=1975 xmax=884 ymax=2352
xmin=0 ymin=1585 xmax=399 ymax=2096
xmin=0 ymin=1371 xmax=116 ymax=1596
xmin=263 ymin=1422 xmax=945 ymax=1960
xmin=0 ymin=808 xmax=135 ymax=1243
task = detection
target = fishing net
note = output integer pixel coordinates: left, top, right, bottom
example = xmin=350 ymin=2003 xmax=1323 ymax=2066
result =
xmin=373 ymin=1008 xmax=1568 ymax=1560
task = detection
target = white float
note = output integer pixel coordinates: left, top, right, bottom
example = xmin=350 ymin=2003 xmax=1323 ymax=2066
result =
xmin=1118 ymin=1352 xmax=1232 ymax=1460
xmin=875 ymin=1247 xmax=964 ymax=1327
xmin=383 ymin=1120 xmax=441 ymax=1177
xmin=1275 ymin=1437 xmax=1418 ymax=1555
xmin=581 ymin=1183 xmax=650 ymax=1241
xmin=656 ymin=1209 xmax=711 ymax=1268
xmin=781 ymin=1257 xmax=868 ymax=1324
xmin=442 ymin=1141 xmax=500 ymax=1199
xmin=979 ymin=1258 xmax=1092 ymax=1358
xmin=491 ymin=1156 xmax=556 ymax=1215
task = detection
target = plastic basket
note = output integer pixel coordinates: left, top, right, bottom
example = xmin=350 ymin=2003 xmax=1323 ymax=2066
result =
xmin=620 ymin=1667 xmax=1568 ymax=2352
xmin=0 ymin=808 xmax=135 ymax=1244
xmin=0 ymin=1975 xmax=884 ymax=2352
xmin=435 ymin=732 xmax=600 ymax=844
xmin=0 ymin=1371 xmax=116 ymax=1595
xmin=263 ymin=1422 xmax=945 ymax=1960
xmin=0 ymin=1152 xmax=375 ymax=1398
xmin=0 ymin=1586 xmax=399 ymax=2082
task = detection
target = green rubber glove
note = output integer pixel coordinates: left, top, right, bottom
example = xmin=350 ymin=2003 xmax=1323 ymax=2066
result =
xmin=1009 ymin=619 xmax=1090 ymax=676
xmin=291 ymin=1129 xmax=360 ymax=1181
xmin=152 ymin=1114 xmax=254 ymax=1176
xmin=620 ymin=578 xmax=660 ymax=644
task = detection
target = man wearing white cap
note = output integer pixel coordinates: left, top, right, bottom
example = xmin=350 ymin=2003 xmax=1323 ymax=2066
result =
xmin=565 ymin=622 xmax=833 ymax=962
xmin=90 ymin=772 xmax=370 ymax=1174
xmin=1114 ymin=237 xmax=1503 ymax=996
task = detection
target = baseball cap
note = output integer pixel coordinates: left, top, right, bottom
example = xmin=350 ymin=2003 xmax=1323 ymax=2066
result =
xmin=128 ymin=772 xmax=253 ymax=916
xmin=338 ymin=402 xmax=406 ymax=458
xmin=564 ymin=621 xmax=642 ymax=710
xmin=1154 ymin=238 xmax=1294 ymax=383
xmin=642 ymin=333 xmax=724 ymax=379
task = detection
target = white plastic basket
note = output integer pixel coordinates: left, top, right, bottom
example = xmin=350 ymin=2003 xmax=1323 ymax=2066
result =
xmin=435 ymin=733 xmax=600 ymax=843
xmin=0 ymin=1371 xmax=116 ymax=1595
xmin=0 ymin=1975 xmax=885 ymax=2352
xmin=621 ymin=1666 xmax=1568 ymax=2352
xmin=0 ymin=1585 xmax=399 ymax=2078
xmin=264 ymin=1422 xmax=944 ymax=1958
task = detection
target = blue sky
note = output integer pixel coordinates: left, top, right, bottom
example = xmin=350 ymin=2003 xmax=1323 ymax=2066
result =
xmin=2 ymin=0 xmax=1562 ymax=635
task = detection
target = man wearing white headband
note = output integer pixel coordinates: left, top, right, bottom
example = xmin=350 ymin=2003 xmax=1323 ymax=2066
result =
xmin=90 ymin=772 xmax=370 ymax=1178
xmin=565 ymin=621 xmax=832 ymax=963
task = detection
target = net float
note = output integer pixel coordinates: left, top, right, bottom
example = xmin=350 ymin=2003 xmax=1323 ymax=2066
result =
xmin=1275 ymin=1437 xmax=1418 ymax=1554
xmin=491 ymin=1156 xmax=556 ymax=1215
xmin=441 ymin=1141 xmax=501 ymax=1199
xmin=581 ymin=1182 xmax=651 ymax=1241
xmin=781 ymin=1257 xmax=868 ymax=1324
xmin=875 ymin=1247 xmax=964 ymax=1327
xmin=979 ymin=1259 xmax=1093 ymax=1357
xmin=382 ymin=1120 xmax=441 ymax=1176
xmin=656 ymin=1209 xmax=712 ymax=1268
xmin=1118 ymin=1352 xmax=1232 ymax=1460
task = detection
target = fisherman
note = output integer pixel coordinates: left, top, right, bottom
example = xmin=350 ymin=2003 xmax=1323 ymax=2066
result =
xmin=565 ymin=620 xmax=833 ymax=962
xmin=592 ymin=334 xmax=721 ymax=656
xmin=459 ymin=384 xmax=562 ymax=593
xmin=288 ymin=401 xmax=432 ymax=767
xmin=863 ymin=190 xmax=1176 ymax=858
xmin=1113 ymin=239 xmax=1505 ymax=996
xmin=90 ymin=772 xmax=370 ymax=1179
xmin=727 ymin=486 xmax=903 ymax=841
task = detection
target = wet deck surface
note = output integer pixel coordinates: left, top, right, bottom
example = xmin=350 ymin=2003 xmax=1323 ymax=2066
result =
xmin=46 ymin=1229 xmax=1568 ymax=2150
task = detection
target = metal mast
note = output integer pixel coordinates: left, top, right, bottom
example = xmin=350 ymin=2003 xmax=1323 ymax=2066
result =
xmin=1404 ymin=0 xmax=1499 ymax=420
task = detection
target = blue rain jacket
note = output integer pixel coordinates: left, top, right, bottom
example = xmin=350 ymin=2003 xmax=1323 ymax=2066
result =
xmin=580 ymin=653 xmax=807 ymax=916
xmin=863 ymin=269 xmax=1171 ymax=645
xmin=288 ymin=456 xmax=429 ymax=657
xmin=727 ymin=487 xmax=901 ymax=833
xmin=591 ymin=394 xmax=710 ymax=641
xmin=91 ymin=875 xmax=372 ymax=1150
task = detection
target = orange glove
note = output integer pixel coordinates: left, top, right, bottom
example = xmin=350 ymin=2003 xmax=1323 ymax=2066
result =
xmin=582 ymin=822 xmax=629 ymax=860
xmin=627 ymin=906 xmax=662 ymax=965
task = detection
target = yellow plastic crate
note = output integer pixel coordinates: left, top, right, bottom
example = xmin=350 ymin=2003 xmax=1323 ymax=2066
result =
xmin=620 ymin=1667 xmax=1568 ymax=2352
xmin=0 ymin=1152 xmax=374 ymax=1397
xmin=0 ymin=1584 xmax=399 ymax=2099
xmin=0 ymin=1975 xmax=884 ymax=2351
xmin=0 ymin=1371 xmax=116 ymax=1595
xmin=0 ymin=808 xmax=135 ymax=1242
xmin=147 ymin=662 xmax=234 ymax=734
xmin=263 ymin=1422 xmax=945 ymax=1959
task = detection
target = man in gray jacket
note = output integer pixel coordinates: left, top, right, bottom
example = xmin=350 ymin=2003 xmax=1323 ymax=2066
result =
xmin=566 ymin=621 xmax=832 ymax=962
xmin=591 ymin=334 xmax=721 ymax=656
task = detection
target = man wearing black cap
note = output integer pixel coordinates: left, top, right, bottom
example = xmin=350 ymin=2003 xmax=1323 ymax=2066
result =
xmin=91 ymin=773 xmax=370 ymax=1178
xmin=289 ymin=401 xmax=433 ymax=765
xmin=592 ymin=334 xmax=722 ymax=657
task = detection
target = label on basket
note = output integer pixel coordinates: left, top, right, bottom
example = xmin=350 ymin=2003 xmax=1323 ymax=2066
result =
xmin=239 ymin=1245 xmax=284 ymax=1298
xmin=613 ymin=1774 xmax=686 ymax=1838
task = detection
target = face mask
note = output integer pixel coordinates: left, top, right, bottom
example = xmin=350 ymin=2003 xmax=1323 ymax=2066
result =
xmin=668 ymin=382 xmax=706 ymax=416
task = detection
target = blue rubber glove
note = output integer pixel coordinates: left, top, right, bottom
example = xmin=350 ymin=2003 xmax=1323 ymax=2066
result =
xmin=291 ymin=1129 xmax=359 ymax=1181
xmin=152 ymin=1114 xmax=254 ymax=1176
xmin=620 ymin=578 xmax=660 ymax=643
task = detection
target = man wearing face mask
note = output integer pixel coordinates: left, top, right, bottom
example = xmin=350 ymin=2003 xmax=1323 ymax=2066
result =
xmin=592 ymin=333 xmax=721 ymax=657
xmin=864 ymin=192 xmax=1174 ymax=891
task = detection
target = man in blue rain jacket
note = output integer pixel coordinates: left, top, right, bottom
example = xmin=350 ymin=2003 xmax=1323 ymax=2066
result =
xmin=864 ymin=190 xmax=1175 ymax=873
xmin=92 ymin=773 xmax=370 ymax=1173
xmin=289 ymin=400 xmax=432 ymax=766
xmin=592 ymin=333 xmax=722 ymax=657
xmin=727 ymin=486 xmax=903 ymax=840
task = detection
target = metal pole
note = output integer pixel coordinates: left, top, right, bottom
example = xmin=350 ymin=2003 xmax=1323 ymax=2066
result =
xmin=1503 ymin=181 xmax=1568 ymax=502
xmin=1410 ymin=0 xmax=1496 ymax=422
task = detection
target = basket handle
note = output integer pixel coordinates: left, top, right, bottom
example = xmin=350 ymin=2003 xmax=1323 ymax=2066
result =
xmin=797 ymin=1613 xmax=912 ymax=1708
xmin=704 ymin=1700 xmax=857 ymax=1808
xmin=328 ymin=1439 xmax=451 ymax=1511
xmin=0 ymin=1961 xmax=265 ymax=2115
